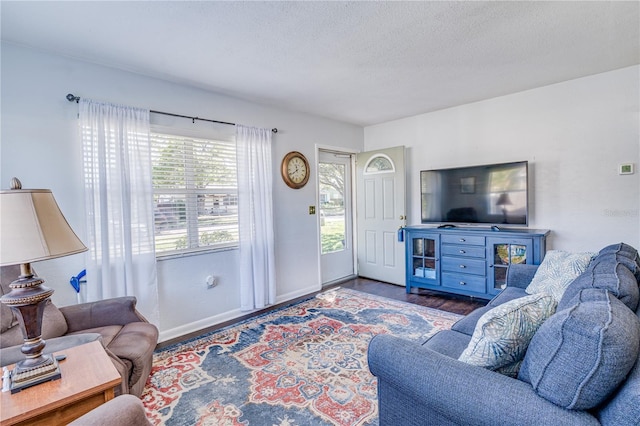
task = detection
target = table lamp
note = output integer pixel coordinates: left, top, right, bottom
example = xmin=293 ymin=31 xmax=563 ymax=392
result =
xmin=0 ymin=178 xmax=87 ymax=393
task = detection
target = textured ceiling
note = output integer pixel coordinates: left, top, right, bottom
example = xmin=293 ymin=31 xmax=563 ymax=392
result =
xmin=2 ymin=1 xmax=639 ymax=126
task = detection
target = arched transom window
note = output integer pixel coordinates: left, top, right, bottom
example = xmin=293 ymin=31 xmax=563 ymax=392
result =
xmin=364 ymin=154 xmax=395 ymax=174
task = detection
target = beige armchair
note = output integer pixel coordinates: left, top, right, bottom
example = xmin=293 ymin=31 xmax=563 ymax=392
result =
xmin=0 ymin=265 xmax=158 ymax=397
xmin=69 ymin=394 xmax=152 ymax=426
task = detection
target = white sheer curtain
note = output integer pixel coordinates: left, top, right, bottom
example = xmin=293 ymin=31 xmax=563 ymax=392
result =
xmin=80 ymin=99 xmax=160 ymax=325
xmin=236 ymin=125 xmax=276 ymax=311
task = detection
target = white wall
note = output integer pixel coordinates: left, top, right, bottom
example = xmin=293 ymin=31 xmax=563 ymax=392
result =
xmin=3 ymin=42 xmax=638 ymax=342
xmin=1 ymin=43 xmax=363 ymax=341
xmin=365 ymin=66 xmax=640 ymax=251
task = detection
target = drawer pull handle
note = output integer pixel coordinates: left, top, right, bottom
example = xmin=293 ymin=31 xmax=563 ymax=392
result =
xmin=459 ymin=250 xmax=466 ymax=254
xmin=459 ymin=281 xmax=466 ymax=285
xmin=459 ymin=264 xmax=466 ymax=268
xmin=459 ymin=238 xmax=466 ymax=242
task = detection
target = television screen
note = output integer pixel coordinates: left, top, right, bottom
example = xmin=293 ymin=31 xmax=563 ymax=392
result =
xmin=420 ymin=161 xmax=528 ymax=226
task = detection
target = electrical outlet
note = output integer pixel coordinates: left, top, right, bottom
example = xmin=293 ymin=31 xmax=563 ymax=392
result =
xmin=206 ymin=275 xmax=217 ymax=289
xmin=309 ymin=206 xmax=316 ymax=215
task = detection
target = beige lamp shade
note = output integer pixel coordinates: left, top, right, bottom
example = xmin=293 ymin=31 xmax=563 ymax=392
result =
xmin=0 ymin=189 xmax=87 ymax=266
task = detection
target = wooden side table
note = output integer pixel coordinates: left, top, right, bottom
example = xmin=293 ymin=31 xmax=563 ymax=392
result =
xmin=1 ymin=340 xmax=121 ymax=426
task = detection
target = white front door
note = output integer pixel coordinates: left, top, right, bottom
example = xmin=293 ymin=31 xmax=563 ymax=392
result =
xmin=319 ymin=150 xmax=355 ymax=285
xmin=356 ymin=146 xmax=406 ymax=285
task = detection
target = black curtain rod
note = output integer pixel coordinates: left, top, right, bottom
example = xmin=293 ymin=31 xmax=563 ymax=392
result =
xmin=66 ymin=93 xmax=277 ymax=133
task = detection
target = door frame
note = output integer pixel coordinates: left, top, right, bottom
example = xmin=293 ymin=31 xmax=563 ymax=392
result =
xmin=315 ymin=144 xmax=359 ymax=287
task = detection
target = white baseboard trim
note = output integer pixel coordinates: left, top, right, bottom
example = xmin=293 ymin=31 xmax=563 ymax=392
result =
xmin=158 ymin=283 xmax=321 ymax=343
xmin=158 ymin=308 xmax=244 ymax=343
xmin=275 ymin=284 xmax=321 ymax=305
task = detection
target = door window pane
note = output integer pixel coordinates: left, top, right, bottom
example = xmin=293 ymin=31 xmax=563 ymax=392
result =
xmin=320 ymin=162 xmax=346 ymax=254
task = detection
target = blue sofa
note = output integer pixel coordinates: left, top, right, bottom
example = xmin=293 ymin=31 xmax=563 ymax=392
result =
xmin=368 ymin=243 xmax=640 ymax=425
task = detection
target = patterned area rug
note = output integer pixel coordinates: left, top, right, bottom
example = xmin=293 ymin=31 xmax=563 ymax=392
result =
xmin=142 ymin=288 xmax=461 ymax=425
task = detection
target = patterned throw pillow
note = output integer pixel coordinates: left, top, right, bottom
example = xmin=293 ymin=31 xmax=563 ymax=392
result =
xmin=525 ymin=250 xmax=595 ymax=301
xmin=458 ymin=293 xmax=557 ymax=374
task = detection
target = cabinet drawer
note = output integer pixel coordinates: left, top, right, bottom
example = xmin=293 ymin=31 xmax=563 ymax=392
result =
xmin=441 ymin=256 xmax=486 ymax=275
xmin=441 ymin=234 xmax=485 ymax=246
xmin=442 ymin=272 xmax=486 ymax=294
xmin=441 ymin=244 xmax=485 ymax=258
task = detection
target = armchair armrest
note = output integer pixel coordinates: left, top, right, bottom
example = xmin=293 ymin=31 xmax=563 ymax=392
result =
xmin=69 ymin=394 xmax=152 ymax=426
xmin=60 ymin=297 xmax=147 ymax=333
xmin=368 ymin=335 xmax=598 ymax=426
xmin=506 ymin=264 xmax=539 ymax=289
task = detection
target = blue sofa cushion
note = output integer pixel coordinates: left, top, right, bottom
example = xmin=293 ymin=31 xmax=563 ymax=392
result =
xmin=452 ymin=288 xmax=528 ymax=336
xmin=598 ymin=355 xmax=640 ymax=426
xmin=558 ymin=260 xmax=639 ymax=312
xmin=505 ymin=264 xmax=539 ymax=290
xmin=519 ymin=288 xmax=640 ymax=410
xmin=459 ymin=293 xmax=556 ymax=372
xmin=525 ymin=250 xmax=595 ymax=301
xmin=496 ymin=360 xmax=523 ymax=378
xmin=488 ymin=286 xmax=528 ymax=307
xmin=598 ymin=243 xmax=640 ymax=280
xmin=451 ymin=306 xmax=492 ymax=335
xmin=422 ymin=329 xmax=470 ymax=358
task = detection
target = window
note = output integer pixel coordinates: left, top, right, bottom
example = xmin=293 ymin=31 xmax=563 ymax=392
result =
xmin=488 ymin=166 xmax=527 ymax=216
xmin=151 ymin=130 xmax=238 ymax=256
xmin=364 ymin=154 xmax=394 ymax=174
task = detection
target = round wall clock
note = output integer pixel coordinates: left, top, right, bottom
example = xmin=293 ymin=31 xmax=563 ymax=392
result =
xmin=281 ymin=151 xmax=310 ymax=189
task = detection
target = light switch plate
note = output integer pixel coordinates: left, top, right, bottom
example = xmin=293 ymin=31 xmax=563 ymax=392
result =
xmin=309 ymin=206 xmax=316 ymax=215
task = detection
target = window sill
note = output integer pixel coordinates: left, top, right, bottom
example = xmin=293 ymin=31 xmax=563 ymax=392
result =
xmin=156 ymin=245 xmax=238 ymax=261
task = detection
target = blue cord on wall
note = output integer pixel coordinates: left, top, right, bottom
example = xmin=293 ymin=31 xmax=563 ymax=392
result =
xmin=70 ymin=269 xmax=86 ymax=293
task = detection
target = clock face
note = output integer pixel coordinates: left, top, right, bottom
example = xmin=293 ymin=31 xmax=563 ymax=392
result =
xmin=287 ymin=157 xmax=307 ymax=183
xmin=281 ymin=152 xmax=310 ymax=189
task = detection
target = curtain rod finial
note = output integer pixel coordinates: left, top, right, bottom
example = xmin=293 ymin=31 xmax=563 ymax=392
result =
xmin=66 ymin=93 xmax=80 ymax=103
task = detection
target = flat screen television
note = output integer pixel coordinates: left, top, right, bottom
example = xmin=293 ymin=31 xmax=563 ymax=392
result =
xmin=420 ymin=161 xmax=528 ymax=226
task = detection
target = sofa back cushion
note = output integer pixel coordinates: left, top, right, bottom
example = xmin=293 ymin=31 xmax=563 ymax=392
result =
xmin=558 ymin=261 xmax=639 ymax=312
xmin=598 ymin=243 xmax=640 ymax=280
xmin=0 ymin=300 xmax=69 ymax=348
xmin=597 ymin=299 xmax=640 ymax=425
xmin=519 ymin=288 xmax=640 ymax=410
xmin=598 ymin=353 xmax=640 ymax=426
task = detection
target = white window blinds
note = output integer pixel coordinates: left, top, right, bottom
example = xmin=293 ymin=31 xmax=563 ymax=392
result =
xmin=150 ymin=117 xmax=238 ymax=256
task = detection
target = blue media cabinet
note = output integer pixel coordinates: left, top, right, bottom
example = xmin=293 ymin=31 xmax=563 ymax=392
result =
xmin=405 ymin=226 xmax=550 ymax=299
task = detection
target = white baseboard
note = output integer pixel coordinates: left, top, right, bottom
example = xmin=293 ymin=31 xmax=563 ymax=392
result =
xmin=158 ymin=283 xmax=321 ymax=343
xmin=158 ymin=308 xmax=245 ymax=343
xmin=275 ymin=283 xmax=321 ymax=305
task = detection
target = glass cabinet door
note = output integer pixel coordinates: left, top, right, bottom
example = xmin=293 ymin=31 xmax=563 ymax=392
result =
xmin=411 ymin=233 xmax=439 ymax=283
xmin=487 ymin=238 xmax=532 ymax=294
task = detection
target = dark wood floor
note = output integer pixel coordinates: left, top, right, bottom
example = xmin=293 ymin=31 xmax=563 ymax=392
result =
xmin=334 ymin=277 xmax=487 ymax=315
xmin=158 ymin=277 xmax=485 ymax=349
